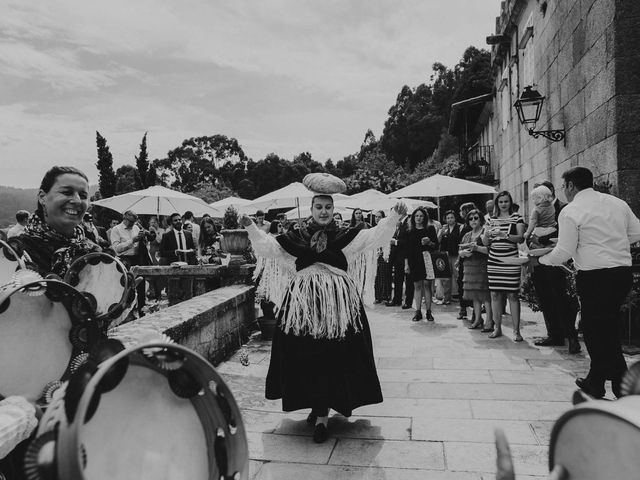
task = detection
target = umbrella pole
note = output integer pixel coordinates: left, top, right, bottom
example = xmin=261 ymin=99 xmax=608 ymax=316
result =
xmin=437 ymin=197 xmax=441 ymax=223
xmin=296 ymin=197 xmax=301 ymax=223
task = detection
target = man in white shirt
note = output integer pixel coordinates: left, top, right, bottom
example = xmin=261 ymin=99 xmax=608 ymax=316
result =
xmin=255 ymin=210 xmax=271 ymax=234
xmin=110 ymin=210 xmax=148 ymax=316
xmin=182 ymin=211 xmax=200 ymax=244
xmin=532 ymin=167 xmax=640 ymax=398
xmin=7 ymin=210 xmax=29 ymax=238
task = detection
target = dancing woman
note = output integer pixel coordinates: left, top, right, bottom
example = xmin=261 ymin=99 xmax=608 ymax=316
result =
xmin=241 ymin=174 xmax=406 ymax=444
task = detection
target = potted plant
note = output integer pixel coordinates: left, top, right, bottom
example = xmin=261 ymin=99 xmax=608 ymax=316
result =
xmin=220 ymin=205 xmax=249 ymax=264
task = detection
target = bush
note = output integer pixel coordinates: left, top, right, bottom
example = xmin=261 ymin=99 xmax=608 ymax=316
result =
xmin=222 ymin=205 xmax=239 ymax=230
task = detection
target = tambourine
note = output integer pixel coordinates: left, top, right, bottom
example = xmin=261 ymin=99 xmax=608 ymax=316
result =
xmin=0 ymin=238 xmax=26 ymax=286
xmin=64 ymin=252 xmax=136 ymax=329
xmin=0 ymin=278 xmax=100 ymax=404
xmin=26 ymin=341 xmax=249 ymax=480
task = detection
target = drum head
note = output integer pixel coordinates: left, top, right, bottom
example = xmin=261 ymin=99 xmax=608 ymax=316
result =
xmin=0 ymin=280 xmax=97 ymax=402
xmin=81 ymin=365 xmax=208 ymax=479
xmin=57 ymin=344 xmax=249 ymax=480
xmin=65 ymin=253 xmax=131 ymax=327
xmin=550 ymin=401 xmax=640 ymax=479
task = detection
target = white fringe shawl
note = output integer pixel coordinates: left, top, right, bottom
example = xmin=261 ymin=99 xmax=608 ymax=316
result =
xmin=280 ymin=262 xmax=362 ymax=339
xmin=253 ymin=256 xmax=294 ymax=307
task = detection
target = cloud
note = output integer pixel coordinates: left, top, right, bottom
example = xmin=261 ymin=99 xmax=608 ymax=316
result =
xmin=0 ymin=0 xmax=500 ymax=188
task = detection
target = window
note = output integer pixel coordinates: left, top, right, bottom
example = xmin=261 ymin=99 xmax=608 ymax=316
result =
xmin=520 ymin=12 xmax=535 ymax=87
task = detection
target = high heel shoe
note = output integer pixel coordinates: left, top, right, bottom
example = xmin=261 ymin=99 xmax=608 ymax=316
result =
xmin=481 ymin=323 xmax=495 ymax=333
xmin=488 ymin=329 xmax=502 ymax=338
xmin=468 ymin=320 xmax=483 ymax=330
xmin=514 ymin=331 xmax=523 ymax=342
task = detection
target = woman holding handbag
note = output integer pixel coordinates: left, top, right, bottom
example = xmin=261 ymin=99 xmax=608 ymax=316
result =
xmin=403 ymin=207 xmax=439 ymax=322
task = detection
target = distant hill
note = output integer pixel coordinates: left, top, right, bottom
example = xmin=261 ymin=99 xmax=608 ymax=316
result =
xmin=0 ymin=185 xmax=98 ymax=228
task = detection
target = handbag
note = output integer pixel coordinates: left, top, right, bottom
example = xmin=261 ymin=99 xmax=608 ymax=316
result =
xmin=430 ymin=251 xmax=451 ymax=278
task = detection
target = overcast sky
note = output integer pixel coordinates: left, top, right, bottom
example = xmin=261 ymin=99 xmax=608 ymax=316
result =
xmin=1 ymin=0 xmax=499 ymax=188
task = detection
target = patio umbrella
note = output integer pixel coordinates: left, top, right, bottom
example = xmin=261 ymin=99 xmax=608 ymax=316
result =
xmin=209 ymin=196 xmax=251 ymax=208
xmin=244 ymin=182 xmax=348 ymax=217
xmin=389 ymin=174 xmax=496 ymax=217
xmin=92 ymin=185 xmax=223 ymax=217
xmin=335 ymin=189 xmax=437 ymax=212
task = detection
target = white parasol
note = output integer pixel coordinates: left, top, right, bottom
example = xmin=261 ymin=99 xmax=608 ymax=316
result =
xmin=92 ymin=185 xmax=223 ymax=217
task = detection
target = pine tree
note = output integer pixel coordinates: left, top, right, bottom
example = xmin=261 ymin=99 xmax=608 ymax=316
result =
xmin=96 ymin=131 xmax=117 ymax=198
xmin=135 ymin=132 xmax=149 ymax=189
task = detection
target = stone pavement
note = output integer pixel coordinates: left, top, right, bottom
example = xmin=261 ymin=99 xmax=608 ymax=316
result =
xmin=217 ymin=302 xmax=606 ymax=479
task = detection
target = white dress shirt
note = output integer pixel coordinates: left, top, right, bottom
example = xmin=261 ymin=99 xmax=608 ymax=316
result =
xmin=6 ymin=223 xmax=25 ymax=239
xmin=110 ymin=222 xmax=141 ymax=256
xmin=540 ymin=188 xmax=640 ymax=270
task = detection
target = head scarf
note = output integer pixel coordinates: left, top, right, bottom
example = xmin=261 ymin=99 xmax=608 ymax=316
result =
xmin=23 ymin=213 xmax=98 ymax=277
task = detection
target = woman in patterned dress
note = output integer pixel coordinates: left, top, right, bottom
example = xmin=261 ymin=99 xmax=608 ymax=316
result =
xmin=403 ymin=207 xmax=439 ymax=322
xmin=373 ymin=210 xmax=393 ymax=304
xmin=483 ymin=191 xmax=525 ymax=341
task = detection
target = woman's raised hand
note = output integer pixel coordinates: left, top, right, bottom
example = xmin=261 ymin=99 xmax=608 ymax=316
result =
xmin=239 ymin=214 xmax=253 ymax=227
xmin=393 ymin=201 xmax=408 ymax=217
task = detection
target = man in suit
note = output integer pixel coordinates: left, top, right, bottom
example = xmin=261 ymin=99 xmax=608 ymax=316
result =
xmin=386 ymin=213 xmax=413 ymax=309
xmin=530 ymin=180 xmax=581 ymax=354
xmin=160 ymin=212 xmax=197 ymax=265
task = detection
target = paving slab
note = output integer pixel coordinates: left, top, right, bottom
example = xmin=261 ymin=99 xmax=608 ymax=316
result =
xmin=220 ymin=301 xmax=604 ymax=478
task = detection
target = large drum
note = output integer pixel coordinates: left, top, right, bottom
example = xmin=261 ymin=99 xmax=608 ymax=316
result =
xmin=549 ymin=395 xmax=640 ymax=479
xmin=26 ymin=342 xmax=249 ymax=480
xmin=0 ymin=278 xmax=101 ymax=404
xmin=0 ymin=239 xmax=26 ymax=286
xmin=64 ymin=252 xmax=136 ymax=329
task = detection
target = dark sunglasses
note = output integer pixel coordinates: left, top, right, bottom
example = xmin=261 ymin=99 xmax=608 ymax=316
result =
xmin=468 ymin=216 xmax=480 ymax=221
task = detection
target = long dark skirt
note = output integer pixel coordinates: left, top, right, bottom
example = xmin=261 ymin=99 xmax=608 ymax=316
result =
xmin=265 ymin=305 xmax=383 ymax=417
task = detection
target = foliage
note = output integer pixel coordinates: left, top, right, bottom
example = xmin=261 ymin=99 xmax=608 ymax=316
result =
xmin=114 ymin=165 xmax=140 ymax=195
xmin=520 ymin=265 xmax=578 ymax=312
xmin=153 ymin=134 xmax=247 ymax=192
xmin=344 ymin=145 xmax=408 ymax=194
xmin=96 ymin=131 xmax=117 ymax=199
xmin=189 ymin=182 xmax=237 ymax=204
xmin=135 ymin=132 xmax=149 ymax=189
xmin=222 ymin=205 xmax=239 ymax=230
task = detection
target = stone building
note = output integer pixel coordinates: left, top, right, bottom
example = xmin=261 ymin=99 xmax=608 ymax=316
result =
xmin=451 ymin=0 xmax=640 ymax=216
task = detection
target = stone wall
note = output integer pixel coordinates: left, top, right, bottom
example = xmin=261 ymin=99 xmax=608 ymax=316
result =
xmin=110 ymin=285 xmax=256 ymax=365
xmin=491 ymin=0 xmax=640 ymax=214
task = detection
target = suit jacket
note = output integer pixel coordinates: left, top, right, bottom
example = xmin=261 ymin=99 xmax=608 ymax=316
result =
xmin=439 ymin=223 xmax=466 ymax=256
xmin=553 ymin=198 xmax=567 ymax=222
xmin=389 ymin=216 xmax=411 ymax=263
xmin=160 ymin=229 xmax=196 ymax=264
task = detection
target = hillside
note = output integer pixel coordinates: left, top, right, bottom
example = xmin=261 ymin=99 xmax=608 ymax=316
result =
xmin=0 ymin=185 xmax=98 ymax=228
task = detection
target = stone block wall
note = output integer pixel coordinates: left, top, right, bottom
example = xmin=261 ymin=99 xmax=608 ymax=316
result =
xmin=491 ymin=0 xmax=639 ymax=214
xmin=110 ymin=285 xmax=256 ymax=366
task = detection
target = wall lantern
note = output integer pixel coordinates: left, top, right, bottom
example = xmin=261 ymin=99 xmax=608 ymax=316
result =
xmin=477 ymin=158 xmax=489 ymax=176
xmin=513 ymin=86 xmax=565 ymax=142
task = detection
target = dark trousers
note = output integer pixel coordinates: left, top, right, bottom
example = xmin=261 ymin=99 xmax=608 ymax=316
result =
xmin=532 ymin=265 xmax=579 ymax=340
xmin=391 ymin=256 xmax=413 ymax=306
xmin=576 ymin=266 xmax=632 ymax=385
xmin=121 ymin=255 xmax=146 ymax=312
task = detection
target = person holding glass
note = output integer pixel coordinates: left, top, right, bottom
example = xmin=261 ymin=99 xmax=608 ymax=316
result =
xmin=459 ymin=209 xmax=492 ymax=330
xmin=483 ymin=191 xmax=525 ymax=341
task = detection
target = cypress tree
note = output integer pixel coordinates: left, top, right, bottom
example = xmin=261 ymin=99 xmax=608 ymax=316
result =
xmin=96 ymin=131 xmax=117 ymax=198
xmin=135 ymin=132 xmax=149 ymax=189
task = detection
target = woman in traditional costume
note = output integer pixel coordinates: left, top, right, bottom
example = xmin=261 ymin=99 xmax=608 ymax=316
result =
xmin=241 ymin=173 xmax=406 ymax=443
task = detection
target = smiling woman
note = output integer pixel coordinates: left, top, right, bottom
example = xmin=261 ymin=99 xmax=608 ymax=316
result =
xmin=15 ymin=166 xmax=100 ymax=277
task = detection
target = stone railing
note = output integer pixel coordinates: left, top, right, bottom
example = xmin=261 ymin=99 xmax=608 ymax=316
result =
xmin=132 ymin=264 xmax=255 ymax=305
xmin=110 ymin=284 xmax=256 ymax=365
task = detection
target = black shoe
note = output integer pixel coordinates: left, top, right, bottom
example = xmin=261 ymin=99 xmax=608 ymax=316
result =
xmin=412 ymin=311 xmax=422 ymax=322
xmin=612 ymin=380 xmax=623 ymax=399
xmin=426 ymin=310 xmax=434 ymax=322
xmin=534 ymin=337 xmax=564 ymax=347
xmin=313 ymin=423 xmax=328 ymax=443
xmin=568 ymin=338 xmax=581 ymax=354
xmin=401 ymin=304 xmax=412 ymax=309
xmin=306 ymin=412 xmax=317 ymax=425
xmin=385 ymin=301 xmax=400 ymax=307
xmin=575 ymin=377 xmax=605 ymax=398
xmin=456 ymin=310 xmax=467 ymax=320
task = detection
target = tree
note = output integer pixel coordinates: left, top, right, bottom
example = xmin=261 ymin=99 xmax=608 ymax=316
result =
xmin=135 ymin=132 xmax=149 ymax=189
xmin=114 ymin=165 xmax=139 ymax=195
xmin=189 ymin=182 xmax=237 ymax=204
xmin=343 ymin=146 xmax=408 ymax=194
xmin=292 ymin=152 xmax=324 ymax=173
xmin=96 ymin=131 xmax=117 ymax=199
xmin=153 ymin=134 xmax=247 ymax=192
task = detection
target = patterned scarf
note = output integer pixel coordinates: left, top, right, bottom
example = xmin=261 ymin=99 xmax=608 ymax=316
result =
xmin=299 ymin=218 xmax=340 ymax=253
xmin=24 ymin=213 xmax=97 ymax=277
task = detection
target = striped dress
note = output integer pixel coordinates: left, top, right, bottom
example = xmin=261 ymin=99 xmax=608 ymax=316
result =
xmin=487 ymin=213 xmax=524 ymax=291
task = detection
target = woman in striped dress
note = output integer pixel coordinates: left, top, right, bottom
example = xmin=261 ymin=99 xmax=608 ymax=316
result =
xmin=483 ymin=191 xmax=525 ymax=341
